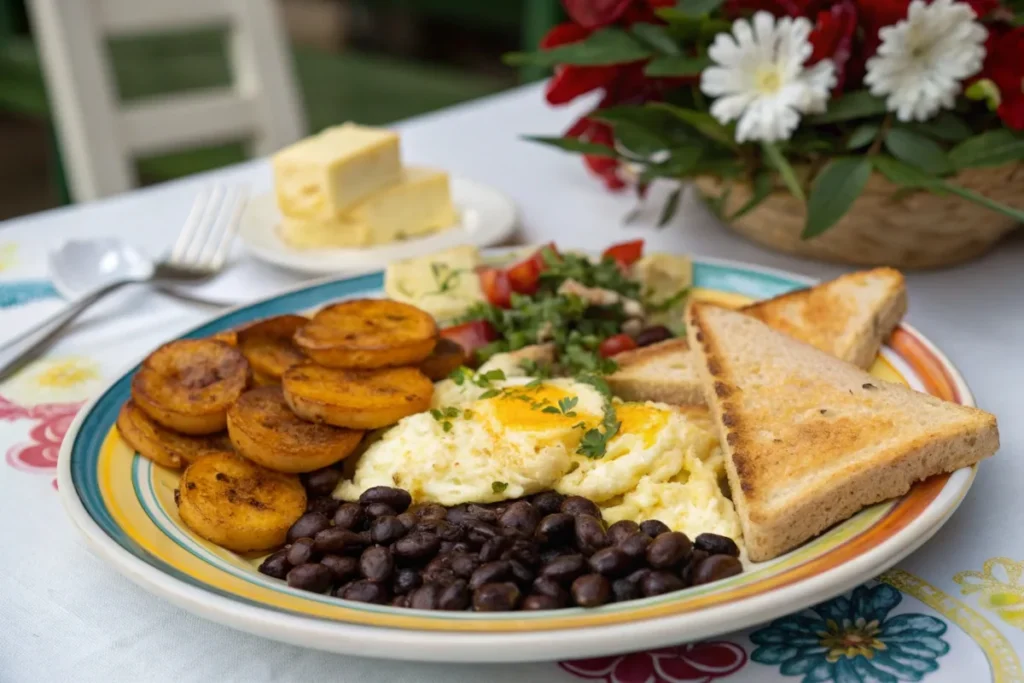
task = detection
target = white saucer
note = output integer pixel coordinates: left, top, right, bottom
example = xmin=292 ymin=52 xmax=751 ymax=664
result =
xmin=238 ymin=177 xmax=517 ymax=275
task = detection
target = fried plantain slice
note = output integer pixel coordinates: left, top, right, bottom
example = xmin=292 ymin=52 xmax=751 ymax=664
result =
xmin=293 ymin=299 xmax=438 ymax=369
xmin=177 ymin=452 xmax=306 ymax=553
xmin=117 ymin=400 xmax=232 ymax=469
xmin=132 ymin=339 xmax=250 ymax=435
xmin=236 ymin=314 xmax=308 ymax=380
xmin=282 ymin=364 xmax=433 ymax=430
xmin=418 ymin=337 xmax=468 ymax=381
xmin=210 ymin=329 xmax=238 ymax=347
xmin=227 ymin=386 xmax=364 ymax=473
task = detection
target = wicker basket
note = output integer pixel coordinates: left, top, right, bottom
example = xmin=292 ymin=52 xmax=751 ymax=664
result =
xmin=695 ymin=163 xmax=1024 ymax=269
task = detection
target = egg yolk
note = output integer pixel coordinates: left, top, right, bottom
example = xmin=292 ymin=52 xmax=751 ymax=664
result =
xmin=488 ymin=385 xmax=596 ymax=432
xmin=615 ymin=403 xmax=671 ymax=448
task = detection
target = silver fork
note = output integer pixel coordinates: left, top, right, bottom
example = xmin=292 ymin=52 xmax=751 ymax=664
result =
xmin=0 ymin=185 xmax=248 ymax=382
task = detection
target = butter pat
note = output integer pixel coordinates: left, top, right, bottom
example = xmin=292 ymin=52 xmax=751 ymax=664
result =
xmin=350 ymin=167 xmax=456 ymax=242
xmin=273 ymin=123 xmax=401 ymax=220
xmin=384 ymin=245 xmax=485 ymax=321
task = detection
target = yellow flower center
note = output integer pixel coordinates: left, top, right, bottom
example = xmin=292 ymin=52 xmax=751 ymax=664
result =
xmin=754 ymin=65 xmax=783 ymax=94
xmin=36 ymin=360 xmax=98 ymax=388
xmin=817 ymin=618 xmax=887 ymax=662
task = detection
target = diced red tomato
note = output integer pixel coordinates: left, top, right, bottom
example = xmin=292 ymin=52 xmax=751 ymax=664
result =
xmin=479 ymin=267 xmax=512 ymax=308
xmin=602 ymin=239 xmax=644 ymax=268
xmin=506 ymin=257 xmax=541 ymax=295
xmin=598 ymin=333 xmax=638 ymax=358
xmin=439 ymin=320 xmax=498 ymax=355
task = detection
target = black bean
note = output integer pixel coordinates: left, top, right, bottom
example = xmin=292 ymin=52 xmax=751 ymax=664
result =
xmin=333 ymin=503 xmax=365 ymax=530
xmin=393 ymin=531 xmax=440 ymax=560
xmin=421 ymin=555 xmax=455 ymax=584
xmin=321 ymin=554 xmax=360 ymax=583
xmin=364 ymin=502 xmax=398 ymax=519
xmin=571 ymin=574 xmax=611 ymax=607
xmin=341 ymin=579 xmax=389 ymax=604
xmin=694 ymin=533 xmax=741 ymax=558
xmin=464 ymin=520 xmax=500 ymax=545
xmin=287 ymin=512 xmax=331 ymax=543
xmin=368 ymin=515 xmax=407 ymax=545
xmin=641 ymin=570 xmax=685 ymax=597
xmin=617 ymin=532 xmax=651 ymax=562
xmin=286 ymin=563 xmax=333 ymax=593
xmin=445 ymin=504 xmax=471 ymax=526
xmin=392 ymin=568 xmax=422 ymax=595
xmin=646 ymin=532 xmax=693 ymax=569
xmin=418 ymin=519 xmax=462 ymax=542
xmin=530 ymin=491 xmax=565 ymax=516
xmin=465 ymin=504 xmax=498 ymax=524
xmin=504 ymin=540 xmax=540 ymax=567
xmin=359 ymin=545 xmax=395 ymax=582
xmin=313 ymin=527 xmax=366 ymax=555
xmin=531 ymin=577 xmax=569 ymax=604
xmin=359 ymin=486 xmax=412 ymax=513
xmin=303 ymin=467 xmax=342 ymax=497
xmin=258 ymin=551 xmax=290 ymax=579
xmin=625 ymin=568 xmax=651 ymax=586
xmin=451 ymin=553 xmax=481 ymax=579
xmin=409 ymin=583 xmax=442 ymax=610
xmin=478 ymin=536 xmax=509 ymax=562
xmin=509 ymin=559 xmax=535 ymax=586
xmin=438 ymin=580 xmax=471 ymax=611
xmin=588 ymin=547 xmax=632 ymax=577
xmin=306 ymin=496 xmax=341 ymax=517
xmin=611 ymin=577 xmax=641 ymax=602
xmin=560 ymin=496 xmax=601 ymax=518
xmin=635 ymin=325 xmax=673 ymax=348
xmin=539 ymin=547 xmax=572 ymax=565
xmin=522 ymin=594 xmax=561 ymax=610
xmin=574 ymin=515 xmax=608 ymax=555
xmin=681 ymin=549 xmax=709 ymax=585
xmin=639 ymin=520 xmax=671 ymax=538
xmin=414 ymin=503 xmax=447 ymax=520
xmin=286 ymin=537 xmax=316 ymax=566
xmin=539 ymin=554 xmax=587 ymax=584
xmin=692 ymin=554 xmax=743 ymax=585
xmin=469 ymin=561 xmax=511 ymax=590
xmin=448 ymin=542 xmax=472 ymax=555
xmin=391 ymin=594 xmax=411 ymax=608
xmin=396 ymin=512 xmax=418 ymax=531
xmin=606 ymin=520 xmax=641 ymax=546
xmin=473 ymin=582 xmax=520 ymax=611
xmin=499 ymin=501 xmax=540 ymax=537
xmin=535 ymin=513 xmax=575 ymax=545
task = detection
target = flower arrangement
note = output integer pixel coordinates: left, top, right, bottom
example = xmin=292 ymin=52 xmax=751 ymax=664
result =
xmin=507 ymin=0 xmax=1024 ymax=254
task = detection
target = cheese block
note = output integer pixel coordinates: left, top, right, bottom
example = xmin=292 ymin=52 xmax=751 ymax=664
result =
xmin=348 ymin=167 xmax=456 ymax=242
xmin=279 ymin=212 xmax=371 ymax=249
xmin=273 ymin=123 xmax=401 ymax=220
xmin=384 ymin=245 xmax=485 ymax=321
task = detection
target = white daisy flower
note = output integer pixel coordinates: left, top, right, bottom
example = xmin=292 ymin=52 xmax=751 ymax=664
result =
xmin=864 ymin=0 xmax=987 ymax=122
xmin=700 ymin=12 xmax=836 ymax=143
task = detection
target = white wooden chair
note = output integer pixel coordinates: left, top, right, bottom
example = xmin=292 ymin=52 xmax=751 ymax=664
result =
xmin=27 ymin=0 xmax=306 ymax=201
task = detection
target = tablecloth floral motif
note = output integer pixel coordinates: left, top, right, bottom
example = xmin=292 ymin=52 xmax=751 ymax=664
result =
xmin=750 ymin=583 xmax=950 ymax=682
xmin=1 ymin=395 xmax=84 ymax=489
xmin=559 ymin=641 xmax=748 ymax=682
xmin=0 ymin=279 xmax=59 ymax=308
xmin=956 ymin=559 xmax=1024 ymax=631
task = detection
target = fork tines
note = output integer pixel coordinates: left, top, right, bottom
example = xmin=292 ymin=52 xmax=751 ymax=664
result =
xmin=168 ymin=185 xmax=249 ymax=272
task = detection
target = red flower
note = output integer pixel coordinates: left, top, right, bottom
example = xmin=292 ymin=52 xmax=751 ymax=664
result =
xmin=560 ymin=641 xmax=748 ymax=683
xmin=808 ymin=1 xmax=858 ymax=91
xmin=856 ymin=0 xmax=910 ymax=56
xmin=567 ymin=116 xmax=629 ymax=190
xmin=979 ymin=27 xmax=1024 ymax=130
xmin=2 ymin=395 xmax=84 ymax=489
xmin=562 ymin=0 xmax=675 ymax=28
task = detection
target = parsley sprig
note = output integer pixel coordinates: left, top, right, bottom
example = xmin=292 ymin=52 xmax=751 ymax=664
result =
xmin=542 ymin=396 xmax=578 ymax=417
xmin=426 ymin=262 xmax=464 ymax=295
xmin=430 ymin=405 xmax=462 ymax=432
xmin=578 ymin=403 xmax=621 ymax=459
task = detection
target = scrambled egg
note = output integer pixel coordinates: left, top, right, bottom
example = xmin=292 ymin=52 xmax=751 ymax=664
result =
xmin=335 ymin=369 xmax=743 ymax=545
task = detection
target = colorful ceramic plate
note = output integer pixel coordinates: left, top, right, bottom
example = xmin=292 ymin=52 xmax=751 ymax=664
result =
xmin=58 ymin=257 xmax=978 ymax=663
xmin=238 ymin=177 xmax=517 ymax=275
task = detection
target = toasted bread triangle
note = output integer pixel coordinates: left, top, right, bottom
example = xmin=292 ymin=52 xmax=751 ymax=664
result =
xmin=607 ymin=268 xmax=907 ymax=406
xmin=686 ymin=302 xmax=998 ymax=562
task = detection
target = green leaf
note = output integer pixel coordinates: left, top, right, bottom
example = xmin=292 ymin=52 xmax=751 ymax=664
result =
xmin=650 ymin=103 xmax=736 ymax=148
xmin=762 ymin=142 xmax=805 ymax=203
xmin=659 ymin=187 xmax=683 ymax=227
xmin=504 ymin=28 xmax=652 ymax=67
xmin=524 ymin=136 xmax=619 ymax=158
xmin=638 ymin=146 xmax=703 ymax=181
xmin=613 ymin=121 xmax=669 ymax=158
xmin=660 ymin=0 xmax=725 ymax=17
xmin=728 ymin=172 xmax=774 ymax=220
xmin=803 ymin=158 xmax=872 ymax=239
xmin=949 ymin=130 xmax=1024 ymax=169
xmin=940 ymin=182 xmax=1024 ymax=224
xmin=807 ymin=91 xmax=887 ymax=124
xmin=912 ymin=112 xmax=973 ymax=142
xmin=630 ymin=23 xmax=680 ymax=55
xmin=884 ymin=128 xmax=953 ymax=175
xmin=871 ymin=156 xmax=942 ymax=188
xmin=644 ymin=55 xmax=711 ymax=76
xmin=847 ymin=124 xmax=879 ymax=150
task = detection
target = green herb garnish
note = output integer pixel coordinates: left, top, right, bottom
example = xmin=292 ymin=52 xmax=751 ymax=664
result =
xmin=577 ymin=403 xmax=620 ymax=459
xmin=431 ymin=405 xmax=462 ymax=432
xmin=426 ymin=262 xmax=464 ymax=295
xmin=491 ymin=481 xmax=509 ymax=494
xmin=542 ymin=396 xmax=579 ymax=417
xmin=479 ymin=389 xmax=501 ymax=399
xmin=645 ymin=286 xmax=690 ymax=313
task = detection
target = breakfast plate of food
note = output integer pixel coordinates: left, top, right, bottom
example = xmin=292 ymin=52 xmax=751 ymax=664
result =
xmin=239 ymin=123 xmax=516 ymax=275
xmin=58 ymin=240 xmax=998 ymax=662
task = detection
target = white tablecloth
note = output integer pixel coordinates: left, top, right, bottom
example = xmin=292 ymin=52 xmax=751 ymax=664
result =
xmin=1 ymin=84 xmax=1022 ymax=683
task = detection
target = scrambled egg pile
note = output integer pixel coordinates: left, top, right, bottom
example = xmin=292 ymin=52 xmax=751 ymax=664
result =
xmin=335 ymin=371 xmax=743 ymax=545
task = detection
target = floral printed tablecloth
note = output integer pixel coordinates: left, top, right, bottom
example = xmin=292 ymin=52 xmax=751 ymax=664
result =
xmin=2 ymin=86 xmax=1022 ymax=683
